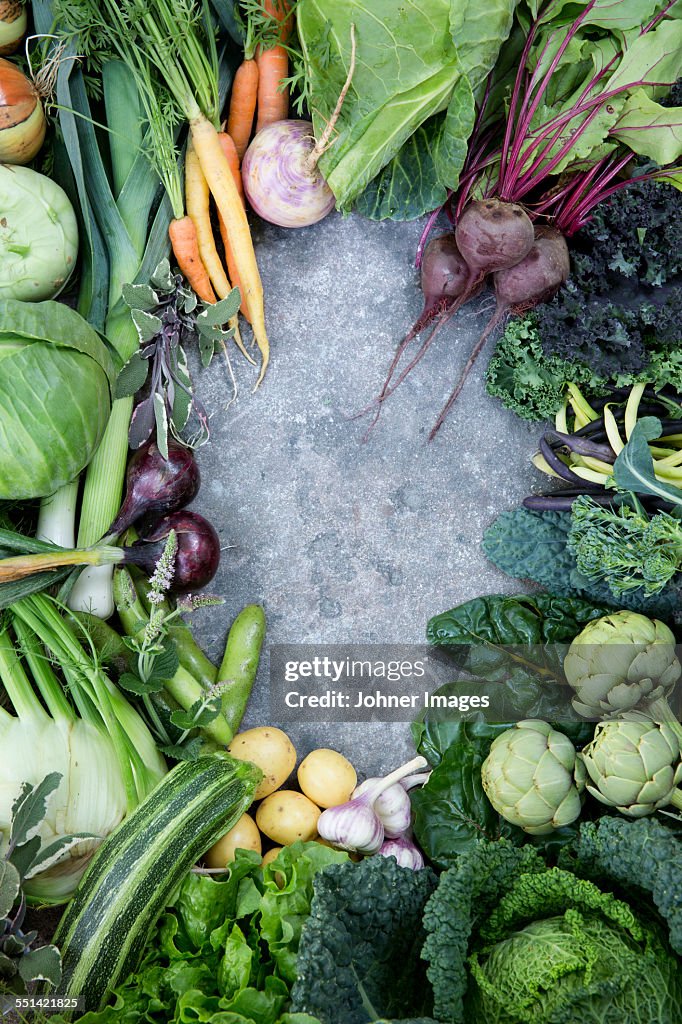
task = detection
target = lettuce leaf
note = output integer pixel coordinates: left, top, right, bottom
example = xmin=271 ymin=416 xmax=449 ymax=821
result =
xmin=61 ymin=844 xmax=345 ymax=1024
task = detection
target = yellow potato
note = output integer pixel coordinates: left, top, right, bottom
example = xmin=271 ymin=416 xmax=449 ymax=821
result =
xmin=204 ymin=812 xmax=261 ymax=868
xmin=261 ymin=846 xmax=284 ymax=868
xmin=297 ymin=748 xmax=357 ymax=808
xmin=256 ymin=790 xmax=320 ymax=845
xmin=228 ymin=726 xmax=296 ymax=800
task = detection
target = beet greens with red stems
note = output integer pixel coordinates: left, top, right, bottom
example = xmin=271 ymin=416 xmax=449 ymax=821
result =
xmin=357 ymin=0 xmax=682 ymax=439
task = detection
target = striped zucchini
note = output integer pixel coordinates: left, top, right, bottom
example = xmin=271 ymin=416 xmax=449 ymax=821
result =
xmin=54 ymin=753 xmax=261 ymax=1011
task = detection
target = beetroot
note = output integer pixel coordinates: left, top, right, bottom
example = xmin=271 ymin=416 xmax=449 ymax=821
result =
xmin=494 ymin=226 xmax=570 ymax=310
xmin=420 ymin=234 xmax=470 ymax=316
xmin=428 ymin=225 xmax=570 ymax=440
xmin=455 ymin=199 xmax=534 ymax=277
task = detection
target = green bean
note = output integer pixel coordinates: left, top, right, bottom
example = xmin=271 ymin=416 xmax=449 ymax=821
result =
xmin=217 ymin=604 xmax=266 ymax=739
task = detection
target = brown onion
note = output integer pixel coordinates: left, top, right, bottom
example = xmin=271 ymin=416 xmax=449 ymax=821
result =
xmin=0 ymin=58 xmax=46 ymax=164
xmin=0 ymin=2 xmax=26 ymax=57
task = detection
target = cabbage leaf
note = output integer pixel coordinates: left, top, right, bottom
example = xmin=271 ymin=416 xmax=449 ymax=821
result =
xmin=297 ymin=1 xmax=518 ymax=215
xmin=0 ymin=300 xmax=114 ymax=499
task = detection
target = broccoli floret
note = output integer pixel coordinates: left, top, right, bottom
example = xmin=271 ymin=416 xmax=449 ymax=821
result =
xmin=290 ymin=857 xmax=437 ymax=1024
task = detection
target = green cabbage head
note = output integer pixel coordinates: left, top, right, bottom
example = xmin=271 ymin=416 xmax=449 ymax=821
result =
xmin=466 ymin=869 xmax=682 ymax=1024
xmin=0 ymin=300 xmax=114 ymax=499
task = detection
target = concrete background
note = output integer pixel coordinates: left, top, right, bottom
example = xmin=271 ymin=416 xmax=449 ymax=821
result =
xmin=190 ymin=211 xmax=538 ymax=774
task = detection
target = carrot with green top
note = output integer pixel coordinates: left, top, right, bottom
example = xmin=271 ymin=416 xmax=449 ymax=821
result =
xmin=255 ymin=0 xmax=291 ymax=131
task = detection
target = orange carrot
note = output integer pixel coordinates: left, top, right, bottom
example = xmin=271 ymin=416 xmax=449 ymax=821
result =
xmin=255 ymin=46 xmax=289 ymax=131
xmin=264 ymin=0 xmax=292 ymax=42
xmin=190 ymin=113 xmax=269 ymax=383
xmin=227 ymin=58 xmax=259 ymax=162
xmin=255 ymin=0 xmax=291 ymax=132
xmin=169 ymin=216 xmax=216 ymax=304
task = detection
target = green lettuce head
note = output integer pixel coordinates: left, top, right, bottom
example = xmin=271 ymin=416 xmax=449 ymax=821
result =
xmin=0 ymin=300 xmax=114 ymax=499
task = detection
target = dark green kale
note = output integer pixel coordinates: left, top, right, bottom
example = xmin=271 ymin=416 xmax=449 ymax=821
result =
xmin=291 ymin=857 xmax=437 ymax=1024
xmin=485 ymin=310 xmax=682 ymax=422
xmin=481 ymin=507 xmax=682 ymax=618
xmin=578 ymin=182 xmax=682 ymax=288
xmin=536 ymin=286 xmax=681 ymax=379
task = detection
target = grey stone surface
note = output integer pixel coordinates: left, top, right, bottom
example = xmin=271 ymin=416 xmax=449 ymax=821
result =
xmin=189 ymin=211 xmax=539 ymax=775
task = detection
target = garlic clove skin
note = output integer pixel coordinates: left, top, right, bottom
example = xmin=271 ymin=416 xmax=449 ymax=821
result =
xmin=378 ymin=835 xmax=425 ymax=871
xmin=316 ymin=798 xmax=384 ymax=854
xmin=353 ymin=781 xmax=412 ymax=838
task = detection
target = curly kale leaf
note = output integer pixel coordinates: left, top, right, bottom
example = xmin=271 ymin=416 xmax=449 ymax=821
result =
xmin=485 ymin=310 xmax=682 ymax=422
xmin=291 ymin=857 xmax=437 ymax=1024
xmin=560 ymin=816 xmax=682 ymax=955
xmin=485 ymin=316 xmax=608 ymax=421
xmin=482 ymin=507 xmax=682 ymax=617
xmin=421 ymin=841 xmax=546 ymax=1023
xmin=579 ymin=181 xmax=682 ymax=288
xmin=538 ymin=286 xmax=682 ymax=378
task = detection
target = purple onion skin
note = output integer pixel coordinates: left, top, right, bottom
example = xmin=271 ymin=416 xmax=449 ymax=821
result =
xmin=242 ymin=120 xmax=336 ymax=229
xmin=108 ymin=440 xmax=200 ymax=536
xmin=126 ymin=511 xmax=220 ymax=593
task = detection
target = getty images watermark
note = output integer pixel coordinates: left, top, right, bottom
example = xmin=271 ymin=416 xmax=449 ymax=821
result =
xmin=269 ymin=643 xmax=682 ymax=724
xmin=271 ymin=645 xmax=510 ymax=723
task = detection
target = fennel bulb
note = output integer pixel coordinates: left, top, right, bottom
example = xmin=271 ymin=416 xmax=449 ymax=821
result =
xmin=0 ymin=597 xmax=166 ymax=903
xmin=0 ymin=715 xmax=127 ymax=902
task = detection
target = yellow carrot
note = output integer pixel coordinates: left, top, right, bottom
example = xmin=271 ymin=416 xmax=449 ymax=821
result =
xmin=189 ymin=113 xmax=269 ymax=386
xmin=185 ymin=140 xmax=250 ymax=363
xmin=185 ymin=141 xmax=231 ymax=298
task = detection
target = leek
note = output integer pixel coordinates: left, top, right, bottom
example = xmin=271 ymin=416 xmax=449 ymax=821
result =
xmin=0 ymin=596 xmax=166 ymax=903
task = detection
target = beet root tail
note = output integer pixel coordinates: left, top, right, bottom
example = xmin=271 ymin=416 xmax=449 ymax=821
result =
xmin=428 ymin=309 xmax=505 ymax=441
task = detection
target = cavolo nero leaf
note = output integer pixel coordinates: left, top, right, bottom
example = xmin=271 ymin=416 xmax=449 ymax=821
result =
xmin=482 ymin=507 xmax=682 ymax=617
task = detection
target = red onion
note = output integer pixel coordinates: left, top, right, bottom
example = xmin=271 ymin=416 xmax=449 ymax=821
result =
xmin=129 ymin=511 xmax=220 ymax=593
xmin=108 ymin=440 xmax=200 ymax=536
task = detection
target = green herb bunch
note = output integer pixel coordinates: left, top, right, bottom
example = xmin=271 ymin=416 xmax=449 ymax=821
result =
xmin=116 ymin=260 xmax=240 ymax=457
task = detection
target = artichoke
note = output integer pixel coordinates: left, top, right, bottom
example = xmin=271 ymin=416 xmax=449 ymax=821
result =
xmin=564 ymin=611 xmax=681 ymax=720
xmin=580 ymin=716 xmax=682 ymax=817
xmin=481 ymin=720 xmax=585 ymax=835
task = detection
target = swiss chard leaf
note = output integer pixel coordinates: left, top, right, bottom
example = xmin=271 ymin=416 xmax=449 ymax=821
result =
xmin=412 ymin=720 xmax=518 ymax=867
